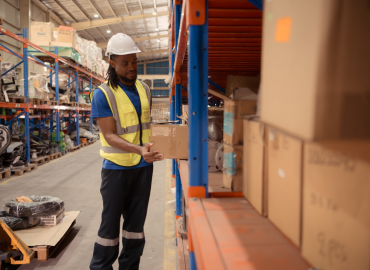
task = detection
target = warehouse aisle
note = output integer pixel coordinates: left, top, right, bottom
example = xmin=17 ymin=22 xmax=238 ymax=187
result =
xmin=0 ymin=143 xmax=177 ymax=270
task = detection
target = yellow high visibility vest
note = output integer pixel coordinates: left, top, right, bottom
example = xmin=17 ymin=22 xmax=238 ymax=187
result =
xmin=90 ymin=80 xmax=151 ymax=167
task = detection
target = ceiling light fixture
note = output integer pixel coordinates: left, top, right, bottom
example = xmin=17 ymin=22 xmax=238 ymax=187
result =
xmin=155 ymin=28 xmax=159 ymax=31
xmin=94 ymin=14 xmax=99 ymax=18
xmin=107 ymin=30 xmax=111 ymax=33
xmin=153 ymin=12 xmax=157 ymax=15
xmin=157 ymin=39 xmax=160 ymax=42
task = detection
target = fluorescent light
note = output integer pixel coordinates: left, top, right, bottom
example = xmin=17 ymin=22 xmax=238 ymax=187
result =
xmin=157 ymin=39 xmax=160 ymax=42
xmin=107 ymin=30 xmax=111 ymax=33
xmin=94 ymin=14 xmax=99 ymax=18
xmin=155 ymin=28 xmax=159 ymax=31
xmin=153 ymin=12 xmax=157 ymax=15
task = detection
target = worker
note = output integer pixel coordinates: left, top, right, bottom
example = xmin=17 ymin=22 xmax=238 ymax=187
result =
xmin=89 ymin=33 xmax=163 ymax=270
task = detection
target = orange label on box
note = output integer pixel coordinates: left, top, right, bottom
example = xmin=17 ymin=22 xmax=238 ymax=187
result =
xmin=275 ymin=17 xmax=292 ymax=42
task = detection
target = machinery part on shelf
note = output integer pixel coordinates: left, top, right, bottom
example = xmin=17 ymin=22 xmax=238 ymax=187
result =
xmin=208 ymin=116 xmax=223 ymax=142
xmin=208 ymin=140 xmax=222 ymax=172
xmin=215 ymin=142 xmax=224 ymax=171
xmin=3 ymin=142 xmax=27 ymax=168
xmin=0 ymin=125 xmax=11 ymax=156
xmin=31 ymin=149 xmax=37 ymax=159
xmin=0 ymin=211 xmax=40 ymax=231
xmin=0 ymin=219 xmax=36 ymax=266
xmin=0 ymin=125 xmax=12 ymax=172
xmin=5 ymin=196 xmax=65 ymax=218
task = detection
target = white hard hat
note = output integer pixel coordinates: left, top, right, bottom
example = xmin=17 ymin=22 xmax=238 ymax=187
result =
xmin=105 ymin=33 xmax=141 ymax=57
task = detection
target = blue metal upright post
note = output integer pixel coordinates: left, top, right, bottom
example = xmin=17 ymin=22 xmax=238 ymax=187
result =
xmin=75 ymin=69 xmax=80 ymax=145
xmin=22 ymin=28 xmax=30 ymax=162
xmin=55 ymin=48 xmax=60 ymax=151
xmin=89 ymin=77 xmax=93 ymax=133
xmin=188 ymin=1 xmax=209 ymax=269
xmin=188 ymin=0 xmax=209 ymax=193
xmin=174 ymin=0 xmax=183 ymax=217
xmin=170 ymin=0 xmax=176 ymax=178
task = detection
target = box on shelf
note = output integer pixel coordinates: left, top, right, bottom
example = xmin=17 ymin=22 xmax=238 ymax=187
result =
xmin=223 ymin=144 xmax=243 ymax=191
xmin=150 ymin=124 xmax=188 ymax=159
xmin=30 ymin=21 xmax=55 ymax=46
xmin=243 ymin=119 xmax=268 ymax=216
xmin=40 ymin=209 xmax=65 ymax=226
xmin=260 ymin=0 xmax=370 ymax=140
xmin=302 ymin=141 xmax=370 ymax=270
xmin=224 ymin=100 xmax=257 ymax=145
xmin=225 ymin=75 xmax=260 ymax=98
xmin=267 ymin=126 xmax=303 ymax=247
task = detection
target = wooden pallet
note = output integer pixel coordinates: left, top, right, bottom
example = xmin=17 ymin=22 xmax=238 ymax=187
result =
xmin=8 ymin=95 xmax=27 ymax=103
xmin=33 ymin=220 xmax=76 ymax=262
xmin=10 ymin=164 xmax=38 ymax=176
xmin=69 ymin=145 xmax=80 ymax=152
xmin=47 ymin=152 xmax=62 ymax=161
xmin=30 ymin=156 xmax=51 ymax=165
xmin=0 ymin=169 xmax=11 ymax=180
xmin=79 ymin=143 xmax=88 ymax=148
xmin=87 ymin=140 xmax=95 ymax=145
xmin=30 ymin=99 xmax=59 ymax=106
xmin=62 ymin=102 xmax=78 ymax=107
xmin=177 ymin=219 xmax=190 ymax=270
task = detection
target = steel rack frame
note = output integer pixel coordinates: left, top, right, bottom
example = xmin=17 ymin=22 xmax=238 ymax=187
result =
xmin=0 ymin=27 xmax=103 ymax=161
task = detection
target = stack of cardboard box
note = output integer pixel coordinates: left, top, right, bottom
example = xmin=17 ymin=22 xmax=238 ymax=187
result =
xmin=242 ymin=1 xmax=370 ymax=269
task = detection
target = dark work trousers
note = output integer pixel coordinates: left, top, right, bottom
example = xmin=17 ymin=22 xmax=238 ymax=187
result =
xmin=90 ymin=165 xmax=153 ymax=270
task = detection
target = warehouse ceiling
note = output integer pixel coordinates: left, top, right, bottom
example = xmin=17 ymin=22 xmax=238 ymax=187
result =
xmin=39 ymin=0 xmax=170 ymax=62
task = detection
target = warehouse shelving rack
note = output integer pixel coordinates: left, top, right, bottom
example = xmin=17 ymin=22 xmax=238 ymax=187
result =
xmin=169 ymin=1 xmax=311 ymax=269
xmin=0 ymin=27 xmax=104 ymax=161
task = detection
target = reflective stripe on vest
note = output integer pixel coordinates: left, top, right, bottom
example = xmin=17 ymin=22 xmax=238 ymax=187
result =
xmin=93 ymin=80 xmax=151 ymax=167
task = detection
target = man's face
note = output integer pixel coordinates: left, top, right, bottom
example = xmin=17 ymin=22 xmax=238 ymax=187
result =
xmin=110 ymin=54 xmax=138 ymax=84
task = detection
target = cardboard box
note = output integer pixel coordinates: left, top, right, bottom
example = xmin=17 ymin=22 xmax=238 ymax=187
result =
xmin=267 ymin=127 xmax=303 ymax=247
xmin=260 ymin=0 xmax=370 ymax=140
xmin=30 ymin=22 xmax=55 ymax=46
xmin=224 ymin=100 xmax=257 ymax=145
xmin=226 ymin=75 xmax=260 ymax=98
xmin=150 ymin=124 xmax=188 ymax=159
xmin=302 ymin=141 xmax=370 ymax=270
xmin=243 ymin=119 xmax=268 ymax=216
xmin=223 ymin=144 xmax=243 ymax=191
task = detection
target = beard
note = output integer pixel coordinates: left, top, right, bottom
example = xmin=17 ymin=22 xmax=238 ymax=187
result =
xmin=119 ymin=74 xmax=137 ymax=84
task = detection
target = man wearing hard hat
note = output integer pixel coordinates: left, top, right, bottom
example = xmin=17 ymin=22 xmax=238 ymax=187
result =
xmin=89 ymin=33 xmax=163 ymax=270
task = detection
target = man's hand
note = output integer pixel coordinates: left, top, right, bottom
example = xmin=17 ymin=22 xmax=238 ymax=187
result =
xmin=141 ymin=143 xmax=163 ymax=163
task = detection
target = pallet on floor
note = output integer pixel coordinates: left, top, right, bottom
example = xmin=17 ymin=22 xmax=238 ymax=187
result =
xmin=87 ymin=140 xmax=95 ymax=145
xmin=79 ymin=142 xmax=88 ymax=148
xmin=10 ymin=164 xmax=38 ymax=176
xmin=0 ymin=168 xmax=11 ymax=180
xmin=30 ymin=156 xmax=50 ymax=165
xmin=47 ymin=152 xmax=62 ymax=160
xmin=32 ymin=219 xmax=76 ymax=262
xmin=69 ymin=145 xmax=80 ymax=152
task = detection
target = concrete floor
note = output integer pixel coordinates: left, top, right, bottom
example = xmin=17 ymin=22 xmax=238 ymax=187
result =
xmin=0 ymin=143 xmax=177 ymax=270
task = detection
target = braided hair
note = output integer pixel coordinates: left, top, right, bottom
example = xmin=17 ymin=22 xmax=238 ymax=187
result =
xmin=106 ymin=55 xmax=119 ymax=89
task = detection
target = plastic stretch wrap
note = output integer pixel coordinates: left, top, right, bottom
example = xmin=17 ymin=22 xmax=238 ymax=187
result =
xmin=0 ymin=210 xmax=40 ymax=230
xmin=0 ymin=62 xmax=16 ymax=79
xmin=71 ymin=128 xmax=98 ymax=140
xmin=5 ymin=196 xmax=65 ymax=217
